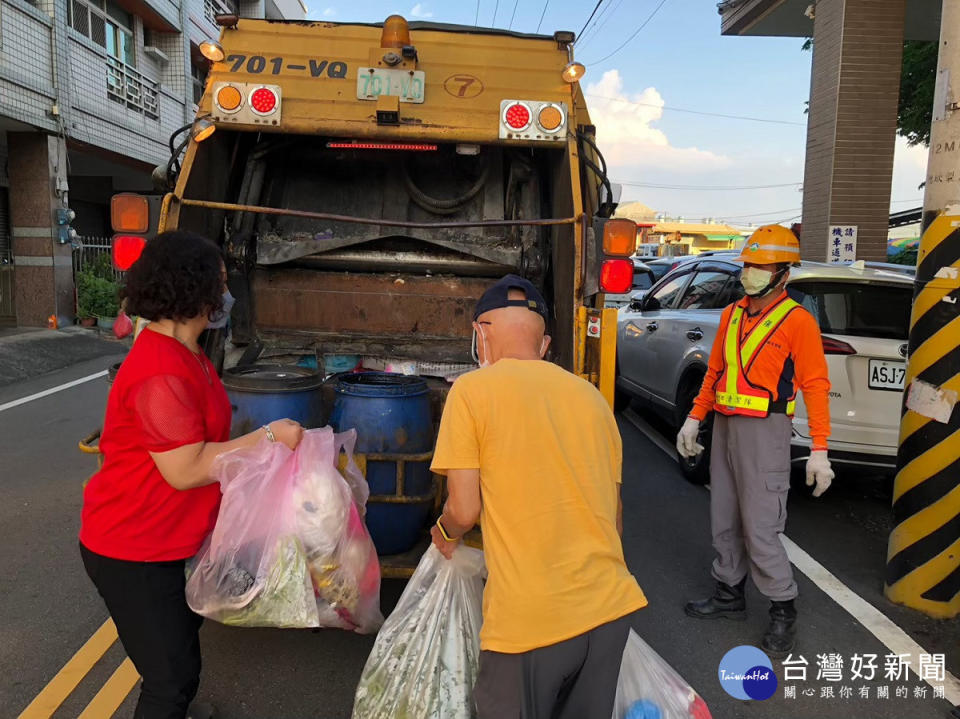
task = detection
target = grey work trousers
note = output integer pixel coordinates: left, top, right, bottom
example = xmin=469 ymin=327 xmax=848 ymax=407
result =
xmin=710 ymin=412 xmax=798 ymax=601
xmin=473 ymin=611 xmax=639 ymax=719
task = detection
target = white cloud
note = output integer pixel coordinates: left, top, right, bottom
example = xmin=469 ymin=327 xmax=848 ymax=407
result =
xmin=890 ymin=136 xmax=928 ymax=209
xmin=585 ymin=70 xmax=731 ymax=177
xmin=410 ymin=3 xmax=432 ymax=18
xmin=323 ymin=6 xmax=336 ymax=16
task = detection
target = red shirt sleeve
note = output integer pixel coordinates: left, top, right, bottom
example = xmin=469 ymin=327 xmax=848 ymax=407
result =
xmin=130 ymin=374 xmax=207 ymax=452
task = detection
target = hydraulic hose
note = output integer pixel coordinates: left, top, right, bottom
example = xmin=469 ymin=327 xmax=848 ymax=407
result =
xmin=402 ymin=155 xmax=490 ymax=216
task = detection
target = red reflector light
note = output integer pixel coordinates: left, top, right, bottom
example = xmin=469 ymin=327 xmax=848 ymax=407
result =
xmin=601 ymin=259 xmax=633 ymax=294
xmin=250 ymin=87 xmax=278 ymax=114
xmin=822 ymin=336 xmax=856 ymax=355
xmin=325 ymin=142 xmax=438 ymax=151
xmin=112 ymin=235 xmax=146 ymax=271
xmin=504 ymin=102 xmax=531 ymax=130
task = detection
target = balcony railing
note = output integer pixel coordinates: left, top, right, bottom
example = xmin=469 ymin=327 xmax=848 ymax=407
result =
xmin=106 ymin=57 xmax=159 ymax=120
xmin=204 ymin=0 xmax=232 ymax=26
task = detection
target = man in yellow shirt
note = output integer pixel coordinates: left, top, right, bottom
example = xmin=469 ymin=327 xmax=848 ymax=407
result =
xmin=430 ymin=274 xmax=648 ymax=719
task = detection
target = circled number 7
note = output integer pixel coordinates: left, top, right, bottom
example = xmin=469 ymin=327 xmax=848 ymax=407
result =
xmin=451 ymin=75 xmax=475 ymax=97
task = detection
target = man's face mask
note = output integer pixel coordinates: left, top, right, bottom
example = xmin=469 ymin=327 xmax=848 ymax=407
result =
xmin=471 ymin=323 xmax=490 ymax=368
xmin=740 ymin=266 xmax=777 ymax=297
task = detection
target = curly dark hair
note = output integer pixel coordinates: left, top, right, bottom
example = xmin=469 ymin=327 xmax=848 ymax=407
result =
xmin=122 ymin=231 xmax=224 ymax=321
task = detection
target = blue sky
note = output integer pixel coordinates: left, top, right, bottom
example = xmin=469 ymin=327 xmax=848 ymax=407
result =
xmin=304 ymin=0 xmax=927 ymax=227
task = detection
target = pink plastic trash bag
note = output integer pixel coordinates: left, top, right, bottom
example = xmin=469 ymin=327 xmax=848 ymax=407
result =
xmin=185 ymin=427 xmax=382 ymax=632
xmin=113 ymin=311 xmax=133 ymax=339
xmin=613 ymin=630 xmax=712 ymax=719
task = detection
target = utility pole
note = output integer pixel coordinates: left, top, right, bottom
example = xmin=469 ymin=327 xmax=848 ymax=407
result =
xmin=886 ymin=0 xmax=960 ymax=618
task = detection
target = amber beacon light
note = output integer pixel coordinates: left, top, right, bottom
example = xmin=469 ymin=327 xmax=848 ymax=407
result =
xmin=381 ymin=15 xmax=411 ymax=48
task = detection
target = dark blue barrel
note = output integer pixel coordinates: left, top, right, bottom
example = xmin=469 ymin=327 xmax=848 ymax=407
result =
xmin=330 ymin=373 xmax=434 ymax=556
xmin=222 ymin=365 xmax=324 ymax=438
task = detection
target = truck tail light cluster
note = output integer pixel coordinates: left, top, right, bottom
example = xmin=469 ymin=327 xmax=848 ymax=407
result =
xmin=599 ymin=218 xmax=637 ymax=294
xmin=212 ymin=82 xmax=282 ymax=125
xmin=110 ymin=194 xmax=153 ymax=271
xmin=499 ymin=100 xmax=567 ymax=141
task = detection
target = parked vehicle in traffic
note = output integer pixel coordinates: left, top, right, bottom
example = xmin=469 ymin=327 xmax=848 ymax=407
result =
xmin=616 ymin=256 xmax=913 ymax=483
xmin=605 ymin=260 xmax=656 ymax=308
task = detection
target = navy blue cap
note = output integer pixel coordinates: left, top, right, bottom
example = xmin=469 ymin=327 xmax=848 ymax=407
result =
xmin=473 ymin=274 xmax=550 ymax=323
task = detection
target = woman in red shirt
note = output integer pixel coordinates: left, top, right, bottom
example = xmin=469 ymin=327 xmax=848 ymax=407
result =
xmin=80 ymin=231 xmax=303 ymax=719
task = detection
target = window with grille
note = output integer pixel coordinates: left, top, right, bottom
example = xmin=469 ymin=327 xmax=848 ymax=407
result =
xmin=69 ymin=0 xmax=135 ymax=67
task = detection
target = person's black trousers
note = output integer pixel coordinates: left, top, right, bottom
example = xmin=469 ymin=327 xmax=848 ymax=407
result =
xmin=80 ymin=543 xmax=203 ymax=719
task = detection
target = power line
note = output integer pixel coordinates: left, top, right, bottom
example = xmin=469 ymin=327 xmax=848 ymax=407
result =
xmin=586 ymin=0 xmax=671 ymax=65
xmin=578 ymin=0 xmax=624 ymax=47
xmin=576 ymin=0 xmax=604 ymax=41
xmin=536 ymin=0 xmax=549 ymax=32
xmin=492 ymin=0 xmax=499 ymax=25
xmin=617 ymin=181 xmax=803 ymax=190
xmin=475 ymin=0 xmax=480 ymax=25
xmin=508 ymin=0 xmax=520 ymax=29
xmin=585 ymin=93 xmax=807 ymax=126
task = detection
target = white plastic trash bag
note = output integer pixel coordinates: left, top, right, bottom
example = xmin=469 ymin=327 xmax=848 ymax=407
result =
xmin=186 ymin=428 xmax=382 ymax=632
xmin=352 ymin=545 xmax=486 ymax=719
xmin=613 ymin=630 xmax=712 ymax=719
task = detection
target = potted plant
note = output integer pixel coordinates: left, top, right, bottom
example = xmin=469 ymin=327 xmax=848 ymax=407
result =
xmin=75 ymin=271 xmax=98 ymax=327
xmin=89 ymin=275 xmax=121 ymax=332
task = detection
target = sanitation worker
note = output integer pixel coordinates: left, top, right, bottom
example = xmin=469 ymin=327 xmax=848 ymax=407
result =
xmin=676 ymin=225 xmax=833 ymax=657
xmin=429 ymin=274 xmax=648 ymax=719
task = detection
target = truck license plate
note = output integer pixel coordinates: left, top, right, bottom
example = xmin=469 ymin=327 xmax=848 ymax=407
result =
xmin=357 ymin=68 xmax=425 ymax=103
xmin=868 ymin=359 xmax=906 ymax=391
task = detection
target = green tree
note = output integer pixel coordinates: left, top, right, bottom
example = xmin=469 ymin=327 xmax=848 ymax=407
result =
xmin=898 ymin=41 xmax=938 ymax=146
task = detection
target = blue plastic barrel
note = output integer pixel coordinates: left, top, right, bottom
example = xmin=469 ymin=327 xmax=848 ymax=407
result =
xmin=222 ymin=364 xmax=324 ymax=438
xmin=330 ymin=373 xmax=434 ymax=556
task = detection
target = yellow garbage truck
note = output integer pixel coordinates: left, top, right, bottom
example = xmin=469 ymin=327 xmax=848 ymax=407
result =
xmin=108 ymin=14 xmax=636 ymax=571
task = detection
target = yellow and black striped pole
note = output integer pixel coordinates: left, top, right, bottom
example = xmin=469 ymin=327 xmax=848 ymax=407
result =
xmin=885 ymin=211 xmax=960 ymax=618
xmin=885 ymin=0 xmax=960 ymax=617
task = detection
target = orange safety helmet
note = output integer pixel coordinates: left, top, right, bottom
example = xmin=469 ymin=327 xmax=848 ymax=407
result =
xmin=737 ymin=224 xmax=801 ymax=265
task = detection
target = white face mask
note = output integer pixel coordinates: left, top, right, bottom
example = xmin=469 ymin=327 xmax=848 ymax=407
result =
xmin=471 ymin=325 xmax=490 ymax=368
xmin=740 ymin=267 xmax=775 ymax=297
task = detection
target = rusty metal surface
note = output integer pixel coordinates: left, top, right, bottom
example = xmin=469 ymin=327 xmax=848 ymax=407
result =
xmin=253 ymin=269 xmax=487 ymax=360
xmin=180 ymin=197 xmax=579 ymax=230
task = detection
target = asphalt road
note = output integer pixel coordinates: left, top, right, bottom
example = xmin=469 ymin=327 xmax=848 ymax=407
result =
xmin=2 ymin=356 xmax=959 ymax=719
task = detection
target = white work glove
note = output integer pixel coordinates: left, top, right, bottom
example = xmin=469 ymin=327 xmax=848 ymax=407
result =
xmin=676 ymin=417 xmax=704 ymax=458
xmin=805 ymin=450 xmax=834 ymax=497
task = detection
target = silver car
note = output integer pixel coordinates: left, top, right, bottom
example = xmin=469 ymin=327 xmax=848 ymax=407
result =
xmin=616 ymin=256 xmax=914 ymax=484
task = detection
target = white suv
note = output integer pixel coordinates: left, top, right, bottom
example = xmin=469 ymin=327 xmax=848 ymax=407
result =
xmin=616 ymin=257 xmax=913 ymax=482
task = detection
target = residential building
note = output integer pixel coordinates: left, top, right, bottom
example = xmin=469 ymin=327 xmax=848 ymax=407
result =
xmin=0 ymin=0 xmax=305 ymax=326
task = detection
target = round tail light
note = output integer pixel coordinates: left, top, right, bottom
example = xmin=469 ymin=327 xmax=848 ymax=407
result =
xmin=216 ymin=85 xmax=243 ymax=112
xmin=250 ymin=87 xmax=278 ymax=115
xmin=503 ymin=102 xmax=531 ymax=131
xmin=537 ymin=104 xmax=564 ymax=132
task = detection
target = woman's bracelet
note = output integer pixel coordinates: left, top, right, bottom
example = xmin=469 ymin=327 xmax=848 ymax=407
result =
xmin=262 ymin=424 xmax=276 ymax=442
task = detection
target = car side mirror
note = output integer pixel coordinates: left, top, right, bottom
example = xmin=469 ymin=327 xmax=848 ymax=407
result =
xmin=641 ymin=295 xmax=660 ymax=312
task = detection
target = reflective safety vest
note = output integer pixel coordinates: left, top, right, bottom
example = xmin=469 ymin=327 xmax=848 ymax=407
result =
xmin=714 ymin=296 xmax=800 ymax=418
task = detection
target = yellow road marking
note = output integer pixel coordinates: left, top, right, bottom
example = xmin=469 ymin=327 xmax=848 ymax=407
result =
xmin=17 ymin=619 xmax=119 ymax=719
xmin=77 ymin=658 xmax=140 ymax=719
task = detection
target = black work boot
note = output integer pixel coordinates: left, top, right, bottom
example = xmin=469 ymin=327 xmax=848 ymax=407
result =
xmin=684 ymin=578 xmax=747 ymax=620
xmin=761 ymin=599 xmax=798 ymax=659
